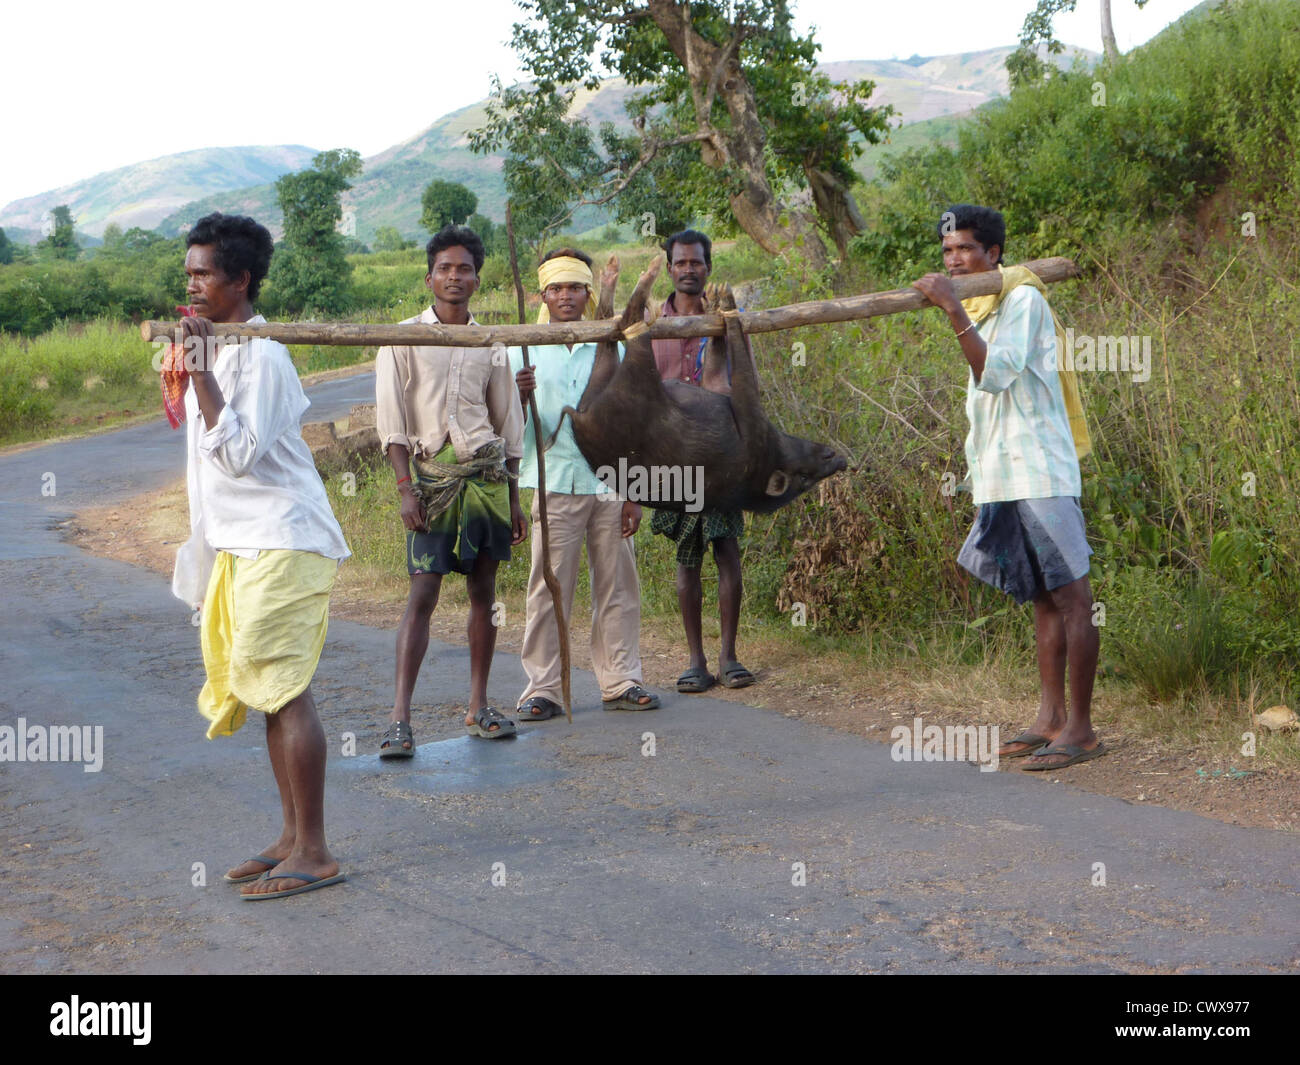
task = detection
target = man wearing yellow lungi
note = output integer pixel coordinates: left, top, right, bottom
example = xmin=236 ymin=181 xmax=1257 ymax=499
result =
xmin=171 ymin=213 xmax=351 ymax=900
xmin=374 ymin=224 xmax=527 ymax=755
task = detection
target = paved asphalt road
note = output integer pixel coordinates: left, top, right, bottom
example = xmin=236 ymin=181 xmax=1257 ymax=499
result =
xmin=1 ymin=373 xmax=1297 ymax=973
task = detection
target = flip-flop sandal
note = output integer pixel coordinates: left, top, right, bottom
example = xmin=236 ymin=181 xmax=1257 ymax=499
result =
xmin=603 ymin=684 xmax=661 ymax=711
xmin=719 ymin=663 xmax=755 ymax=689
xmin=467 ymin=705 xmax=517 ymax=739
xmin=1021 ymin=741 xmax=1108 ymax=771
xmin=223 ymin=854 xmax=279 ymax=884
xmin=378 ymin=720 xmax=415 ymax=759
xmin=240 ymin=871 xmax=348 ymax=901
xmin=517 ymin=696 xmax=564 ymax=721
xmin=999 ymin=730 xmax=1052 ymax=758
xmin=677 ymin=667 xmax=716 ymax=693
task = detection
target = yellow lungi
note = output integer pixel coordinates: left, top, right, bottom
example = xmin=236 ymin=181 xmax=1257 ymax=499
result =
xmin=198 ymin=549 xmax=337 ymax=739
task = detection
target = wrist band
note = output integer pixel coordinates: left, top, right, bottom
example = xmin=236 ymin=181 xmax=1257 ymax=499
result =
xmin=954 ymin=320 xmax=976 ymax=338
xmin=622 ymin=320 xmax=649 ymax=340
xmin=396 ymin=475 xmax=411 ymax=487
xmin=720 ymin=308 xmax=741 ymax=319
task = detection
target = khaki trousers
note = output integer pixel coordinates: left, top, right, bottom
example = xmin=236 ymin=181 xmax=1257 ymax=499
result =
xmin=518 ymin=492 xmax=643 ymax=705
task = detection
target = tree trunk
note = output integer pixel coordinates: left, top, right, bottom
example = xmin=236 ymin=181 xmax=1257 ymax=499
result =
xmin=1100 ymin=0 xmax=1120 ymax=61
xmin=804 ymin=164 xmax=867 ymax=259
xmin=646 ymin=0 xmax=829 ymax=267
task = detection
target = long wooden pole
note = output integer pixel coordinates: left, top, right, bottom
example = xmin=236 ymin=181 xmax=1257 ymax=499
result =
xmin=507 ymin=206 xmax=572 ymax=724
xmin=140 ymin=256 xmax=1079 ymax=346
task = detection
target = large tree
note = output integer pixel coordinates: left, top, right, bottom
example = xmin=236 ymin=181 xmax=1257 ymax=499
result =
xmin=1008 ymin=0 xmax=1150 ymax=86
xmin=37 ymin=205 xmax=79 ymax=261
xmin=470 ymin=0 xmax=892 ymax=262
xmin=271 ymin=149 xmax=363 ymax=313
xmin=420 ymin=180 xmax=478 ymax=232
xmin=0 ymin=226 xmax=13 ymax=265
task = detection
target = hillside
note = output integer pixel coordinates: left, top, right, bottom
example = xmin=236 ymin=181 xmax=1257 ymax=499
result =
xmin=0 ymin=145 xmax=318 ymax=239
xmin=155 ymin=44 xmax=1093 ymax=243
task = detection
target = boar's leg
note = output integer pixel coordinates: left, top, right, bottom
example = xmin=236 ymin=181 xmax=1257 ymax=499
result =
xmin=699 ymin=283 xmax=731 ymax=395
xmin=578 ymin=254 xmax=623 ymax=409
xmin=715 ymin=285 xmax=765 ymax=439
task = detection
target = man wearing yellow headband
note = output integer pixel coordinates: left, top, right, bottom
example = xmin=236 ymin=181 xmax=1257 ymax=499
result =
xmin=509 ymin=248 xmax=660 ymax=719
xmin=912 ymin=204 xmax=1104 ymax=772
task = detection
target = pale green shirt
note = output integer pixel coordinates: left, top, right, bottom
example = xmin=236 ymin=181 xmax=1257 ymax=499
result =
xmin=507 ymin=342 xmax=624 ymax=495
xmin=964 ymin=285 xmax=1081 ymax=505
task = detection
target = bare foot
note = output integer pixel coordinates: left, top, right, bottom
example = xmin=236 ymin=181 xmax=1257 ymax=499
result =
xmin=225 ymin=841 xmax=292 ymax=881
xmin=239 ymin=849 xmax=340 ymax=897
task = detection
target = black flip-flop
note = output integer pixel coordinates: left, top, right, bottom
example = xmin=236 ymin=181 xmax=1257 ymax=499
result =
xmin=999 ymin=730 xmax=1051 ymax=758
xmin=677 ymin=667 xmax=716 ymax=693
xmin=468 ymin=705 xmax=517 ymax=739
xmin=379 ymin=720 xmax=415 ymax=759
xmin=517 ymin=696 xmax=564 ymax=721
xmin=1021 ymin=742 xmax=1108 ymax=771
xmin=603 ymin=684 xmax=661 ymax=711
xmin=719 ymin=663 xmax=755 ymax=689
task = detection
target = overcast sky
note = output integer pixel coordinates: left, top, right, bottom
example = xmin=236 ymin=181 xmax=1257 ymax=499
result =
xmin=0 ymin=0 xmax=1203 ymax=210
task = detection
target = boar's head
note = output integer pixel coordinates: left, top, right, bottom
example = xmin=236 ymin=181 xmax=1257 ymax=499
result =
xmin=751 ymin=431 xmax=848 ymax=514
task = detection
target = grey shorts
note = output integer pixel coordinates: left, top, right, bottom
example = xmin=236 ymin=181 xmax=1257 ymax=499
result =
xmin=957 ymin=496 xmax=1092 ymax=604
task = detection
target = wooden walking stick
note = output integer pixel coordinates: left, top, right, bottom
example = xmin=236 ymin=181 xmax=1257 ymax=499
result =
xmin=507 ymin=205 xmax=572 ymax=723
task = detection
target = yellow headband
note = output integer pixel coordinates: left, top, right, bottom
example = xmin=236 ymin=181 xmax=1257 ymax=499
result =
xmin=537 ymin=256 xmax=597 ymax=323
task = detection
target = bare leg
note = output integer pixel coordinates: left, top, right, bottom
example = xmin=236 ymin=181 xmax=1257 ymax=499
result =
xmin=1024 ymin=576 xmax=1100 ymax=766
xmin=241 ymin=686 xmax=339 ymax=895
xmin=714 ymin=536 xmax=743 ymax=668
xmin=676 ymin=563 xmax=707 ymax=671
xmin=385 ymin=572 xmax=442 ymax=751
xmin=224 ymin=713 xmax=295 ymax=880
xmin=1000 ymin=591 xmax=1069 ymax=756
xmin=464 ymin=554 xmax=505 ymax=730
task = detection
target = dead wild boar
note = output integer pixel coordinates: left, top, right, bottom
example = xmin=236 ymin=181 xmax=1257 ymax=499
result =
xmin=561 ymin=255 xmax=847 ymax=514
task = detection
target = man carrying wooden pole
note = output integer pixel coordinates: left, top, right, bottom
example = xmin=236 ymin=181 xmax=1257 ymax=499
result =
xmin=911 ymin=205 xmax=1104 ymax=771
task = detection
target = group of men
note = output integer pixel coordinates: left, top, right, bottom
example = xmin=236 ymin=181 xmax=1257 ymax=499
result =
xmin=170 ymin=204 xmax=1101 ymax=900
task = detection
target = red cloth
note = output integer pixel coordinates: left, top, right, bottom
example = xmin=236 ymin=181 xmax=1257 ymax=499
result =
xmin=161 ymin=305 xmax=194 ymax=429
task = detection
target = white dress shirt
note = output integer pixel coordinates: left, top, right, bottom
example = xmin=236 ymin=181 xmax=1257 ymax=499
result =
xmin=172 ymin=316 xmax=350 ymax=606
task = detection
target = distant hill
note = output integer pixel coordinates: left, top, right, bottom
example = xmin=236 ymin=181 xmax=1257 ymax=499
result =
xmin=17 ymin=44 xmax=1095 ymax=247
xmin=0 ymin=145 xmax=319 ymax=240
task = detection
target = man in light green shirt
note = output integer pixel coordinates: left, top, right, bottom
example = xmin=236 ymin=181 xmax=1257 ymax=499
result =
xmin=509 ymin=247 xmax=660 ymax=719
xmin=913 ymin=204 xmax=1104 ymax=771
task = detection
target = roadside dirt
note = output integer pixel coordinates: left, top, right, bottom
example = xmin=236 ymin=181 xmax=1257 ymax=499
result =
xmin=67 ymin=486 xmax=1299 ymax=833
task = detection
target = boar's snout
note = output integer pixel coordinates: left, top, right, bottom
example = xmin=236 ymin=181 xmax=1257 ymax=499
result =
xmin=757 ymin=438 xmax=847 ymax=510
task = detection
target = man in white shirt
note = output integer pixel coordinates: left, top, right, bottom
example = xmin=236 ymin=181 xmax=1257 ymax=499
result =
xmin=172 ymin=212 xmax=351 ymax=899
xmin=912 ymin=204 xmax=1104 ymax=771
xmin=374 ymin=225 xmax=526 ymax=754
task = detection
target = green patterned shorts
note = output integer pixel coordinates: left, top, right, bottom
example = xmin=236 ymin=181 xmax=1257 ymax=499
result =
xmin=650 ymin=507 xmax=744 ymax=569
xmin=407 ymin=445 xmax=513 ymax=576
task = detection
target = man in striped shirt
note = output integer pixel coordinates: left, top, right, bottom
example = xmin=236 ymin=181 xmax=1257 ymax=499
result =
xmin=912 ymin=204 xmax=1105 ymax=771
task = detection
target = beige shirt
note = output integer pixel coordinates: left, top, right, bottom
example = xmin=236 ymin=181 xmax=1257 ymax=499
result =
xmin=375 ymin=306 xmax=524 ymax=462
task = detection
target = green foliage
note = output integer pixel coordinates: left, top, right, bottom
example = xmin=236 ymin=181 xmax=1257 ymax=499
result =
xmin=856 ymin=0 xmax=1300 ymax=276
xmin=0 ymin=227 xmax=12 ymax=265
xmin=270 ymin=148 xmax=363 ymax=314
xmin=471 ymin=1 xmax=891 ymax=251
xmin=372 ymin=226 xmax=408 ymax=253
xmin=465 ymin=212 xmax=506 ymax=257
xmin=37 ymin=205 xmax=79 ymax=261
xmin=420 ymin=179 xmax=477 ymax=232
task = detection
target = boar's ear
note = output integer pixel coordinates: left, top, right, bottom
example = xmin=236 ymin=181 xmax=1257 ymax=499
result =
xmin=765 ymin=470 xmax=790 ymax=496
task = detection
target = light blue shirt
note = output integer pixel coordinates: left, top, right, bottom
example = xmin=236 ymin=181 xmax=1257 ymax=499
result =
xmin=965 ymin=285 xmax=1081 ymax=505
xmin=507 ymin=342 xmax=624 ymax=495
